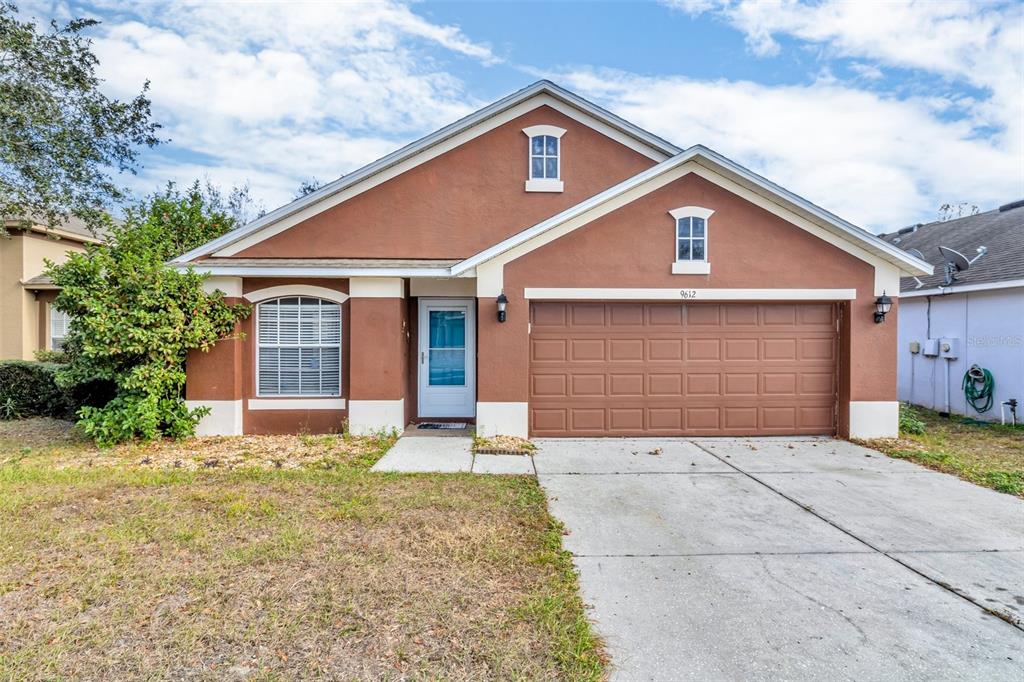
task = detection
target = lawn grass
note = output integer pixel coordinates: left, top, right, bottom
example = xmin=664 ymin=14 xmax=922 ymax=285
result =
xmin=0 ymin=419 xmax=605 ymax=680
xmin=861 ymin=405 xmax=1024 ymax=497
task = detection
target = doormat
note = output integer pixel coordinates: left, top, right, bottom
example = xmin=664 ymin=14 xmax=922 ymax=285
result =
xmin=416 ymin=422 xmax=468 ymax=430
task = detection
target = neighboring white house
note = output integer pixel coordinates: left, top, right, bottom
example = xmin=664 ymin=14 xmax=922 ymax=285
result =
xmin=881 ymin=200 xmax=1024 ymax=423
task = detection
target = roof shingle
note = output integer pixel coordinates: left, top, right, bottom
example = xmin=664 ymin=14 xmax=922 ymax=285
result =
xmin=881 ymin=203 xmax=1024 ymax=292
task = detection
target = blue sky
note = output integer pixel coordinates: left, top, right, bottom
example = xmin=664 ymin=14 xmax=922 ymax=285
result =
xmin=22 ymin=0 xmax=1024 ymax=232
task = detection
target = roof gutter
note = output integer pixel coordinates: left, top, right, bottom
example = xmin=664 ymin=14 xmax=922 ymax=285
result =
xmin=901 ymin=278 xmax=1024 ymax=298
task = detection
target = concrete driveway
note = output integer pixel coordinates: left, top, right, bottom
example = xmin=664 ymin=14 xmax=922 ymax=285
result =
xmin=534 ymin=438 xmax=1024 ymax=681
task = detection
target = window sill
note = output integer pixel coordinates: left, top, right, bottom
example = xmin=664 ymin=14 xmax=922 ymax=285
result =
xmin=525 ymin=178 xmax=564 ymax=193
xmin=672 ymin=261 xmax=711 ymax=275
xmin=249 ymin=398 xmax=346 ymax=411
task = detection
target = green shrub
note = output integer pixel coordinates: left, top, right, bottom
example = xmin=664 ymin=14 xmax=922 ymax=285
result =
xmin=33 ymin=349 xmax=68 ymax=363
xmin=0 ymin=360 xmax=113 ymax=421
xmin=899 ymin=403 xmax=927 ymax=436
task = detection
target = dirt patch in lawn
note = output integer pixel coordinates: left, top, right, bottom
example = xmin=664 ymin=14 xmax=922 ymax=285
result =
xmin=0 ymin=418 xmax=393 ymax=471
xmin=860 ymin=405 xmax=1024 ymax=497
xmin=0 ymin=420 xmax=605 ymax=680
xmin=473 ymin=434 xmax=537 ymax=455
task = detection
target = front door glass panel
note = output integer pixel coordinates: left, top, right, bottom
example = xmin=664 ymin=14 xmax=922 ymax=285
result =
xmin=428 ymin=310 xmax=466 ymax=386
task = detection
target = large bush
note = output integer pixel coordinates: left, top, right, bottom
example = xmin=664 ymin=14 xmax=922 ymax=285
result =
xmin=0 ymin=360 xmax=113 ymax=420
xmin=46 ymin=182 xmax=251 ymax=445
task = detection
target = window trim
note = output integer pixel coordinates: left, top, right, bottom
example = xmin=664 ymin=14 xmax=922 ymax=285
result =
xmin=522 ymin=125 xmax=566 ymax=192
xmin=49 ymin=304 xmax=70 ymax=351
xmin=668 ymin=206 xmax=714 ymax=275
xmin=254 ymin=296 xmax=343 ymax=399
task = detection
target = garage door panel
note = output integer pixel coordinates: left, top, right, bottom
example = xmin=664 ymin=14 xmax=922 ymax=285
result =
xmin=529 ymin=302 xmax=837 ymax=437
xmin=609 ymin=338 xmax=644 ymax=361
xmin=532 ymin=338 xmax=567 ymax=362
xmin=571 ymin=374 xmax=606 ymax=396
xmin=609 ymin=373 xmax=644 ymax=396
xmin=686 ymin=373 xmax=721 ymax=396
xmin=532 ymin=374 xmax=567 ymax=397
xmin=686 ymin=338 xmax=721 ymax=360
xmin=571 ymin=338 xmax=605 ymax=361
xmin=571 ymin=408 xmax=606 ymax=431
xmin=649 ymin=338 xmax=683 ymax=360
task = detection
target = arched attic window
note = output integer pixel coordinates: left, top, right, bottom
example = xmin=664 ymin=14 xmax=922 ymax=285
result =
xmin=668 ymin=206 xmax=714 ymax=275
xmin=522 ymin=125 xmax=566 ymax=193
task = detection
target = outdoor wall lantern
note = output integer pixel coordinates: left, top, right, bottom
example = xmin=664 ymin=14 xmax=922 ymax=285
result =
xmin=873 ymin=292 xmax=892 ymax=324
xmin=496 ymin=293 xmax=508 ymax=323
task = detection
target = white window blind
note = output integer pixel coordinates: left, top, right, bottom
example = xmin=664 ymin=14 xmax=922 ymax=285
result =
xmin=50 ymin=306 xmax=70 ymax=351
xmin=257 ymin=297 xmax=341 ymax=396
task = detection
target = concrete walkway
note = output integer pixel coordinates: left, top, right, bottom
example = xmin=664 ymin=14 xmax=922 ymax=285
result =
xmin=371 ymin=436 xmax=535 ymax=474
xmin=534 ymin=437 xmax=1024 ymax=681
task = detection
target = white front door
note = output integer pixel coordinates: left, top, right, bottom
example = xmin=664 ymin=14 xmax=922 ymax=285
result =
xmin=418 ymin=298 xmax=476 ymax=418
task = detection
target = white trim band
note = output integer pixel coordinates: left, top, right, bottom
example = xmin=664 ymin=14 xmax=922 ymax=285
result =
xmin=186 ymin=400 xmax=242 ymax=436
xmin=202 ymin=276 xmax=243 ymax=297
xmin=523 ymin=287 xmax=857 ymax=301
xmin=349 ymin=399 xmax=405 ymax=435
xmin=248 ymin=398 xmax=346 ymax=411
xmin=848 ymin=401 xmax=899 ymax=439
xmin=476 ymin=402 xmax=528 ymax=438
xmin=671 ymin=262 xmax=711 ymax=275
xmin=349 ymin=277 xmax=405 ymax=298
xmin=244 ymin=285 xmax=349 ymax=304
xmin=525 ymin=178 xmax=565 ymax=192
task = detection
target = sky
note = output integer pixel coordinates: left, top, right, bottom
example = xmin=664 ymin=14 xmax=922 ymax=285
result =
xmin=19 ymin=0 xmax=1024 ymax=233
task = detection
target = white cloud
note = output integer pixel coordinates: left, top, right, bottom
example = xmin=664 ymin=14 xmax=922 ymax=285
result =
xmin=22 ymin=0 xmax=497 ymax=209
xmin=560 ymin=69 xmax=1020 ymax=230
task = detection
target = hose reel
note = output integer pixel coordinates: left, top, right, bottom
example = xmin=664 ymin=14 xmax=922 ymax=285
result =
xmin=962 ymin=364 xmax=995 ymax=414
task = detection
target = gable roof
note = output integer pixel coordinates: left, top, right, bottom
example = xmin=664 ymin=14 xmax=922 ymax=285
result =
xmin=881 ymin=201 xmax=1024 ymax=294
xmin=172 ymin=80 xmax=681 ymax=265
xmin=453 ymin=145 xmax=933 ymax=278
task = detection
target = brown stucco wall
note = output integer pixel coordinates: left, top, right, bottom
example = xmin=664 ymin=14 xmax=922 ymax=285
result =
xmin=477 ymin=173 xmax=897 ymax=436
xmin=185 ymin=278 xmax=354 ymax=435
xmin=234 ymin=105 xmax=657 ymax=260
xmin=348 ymin=296 xmax=408 ymax=402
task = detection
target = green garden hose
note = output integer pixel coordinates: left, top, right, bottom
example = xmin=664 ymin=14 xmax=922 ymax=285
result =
xmin=962 ymin=365 xmax=995 ymax=414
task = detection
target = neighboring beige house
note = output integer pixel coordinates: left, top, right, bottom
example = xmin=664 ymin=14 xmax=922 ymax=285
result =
xmin=0 ymin=217 xmax=101 ymax=359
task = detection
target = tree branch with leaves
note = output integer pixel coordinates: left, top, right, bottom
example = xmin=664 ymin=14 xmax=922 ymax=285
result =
xmin=0 ymin=2 xmax=161 ymax=233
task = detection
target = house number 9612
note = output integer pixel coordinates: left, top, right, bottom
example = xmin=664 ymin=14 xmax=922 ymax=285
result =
xmin=679 ymin=289 xmax=698 ymax=299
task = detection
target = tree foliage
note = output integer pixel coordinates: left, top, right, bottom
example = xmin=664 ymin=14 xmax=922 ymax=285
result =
xmin=0 ymin=2 xmax=161 ymax=233
xmin=47 ymin=182 xmax=251 ymax=445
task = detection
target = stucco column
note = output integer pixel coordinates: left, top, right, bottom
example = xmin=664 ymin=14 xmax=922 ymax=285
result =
xmin=475 ymin=286 xmax=530 ymax=437
xmin=347 ymin=277 xmax=408 ymax=435
xmin=185 ymin=277 xmax=244 ymax=435
xmin=842 ymin=295 xmax=900 ymax=439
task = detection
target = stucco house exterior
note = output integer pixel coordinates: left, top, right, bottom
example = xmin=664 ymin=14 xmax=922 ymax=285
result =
xmin=882 ymin=202 xmax=1024 ymax=421
xmin=174 ymin=81 xmax=931 ymax=439
xmin=1 ymin=217 xmax=100 ymax=360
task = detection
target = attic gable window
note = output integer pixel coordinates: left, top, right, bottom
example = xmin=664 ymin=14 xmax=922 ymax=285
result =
xmin=669 ymin=206 xmax=714 ymax=275
xmin=522 ymin=125 xmax=566 ymax=192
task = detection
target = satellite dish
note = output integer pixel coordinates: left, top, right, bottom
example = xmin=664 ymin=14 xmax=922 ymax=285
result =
xmin=939 ymin=245 xmax=971 ymax=272
xmin=906 ymin=248 xmax=925 ymax=260
xmin=938 ymin=245 xmax=988 ymax=286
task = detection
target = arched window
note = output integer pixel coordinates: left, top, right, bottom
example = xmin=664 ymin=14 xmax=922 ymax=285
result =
xmin=522 ymin=125 xmax=566 ymax=192
xmin=668 ymin=206 xmax=714 ymax=275
xmin=256 ymin=297 xmax=341 ymax=396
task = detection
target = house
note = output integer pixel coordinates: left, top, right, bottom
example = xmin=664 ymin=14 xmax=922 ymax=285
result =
xmin=881 ymin=202 xmax=1024 ymax=421
xmin=1 ymin=217 xmax=101 ymax=359
xmin=173 ymin=81 xmax=931 ymax=439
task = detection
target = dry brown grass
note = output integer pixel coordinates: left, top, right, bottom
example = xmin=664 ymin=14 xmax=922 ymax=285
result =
xmin=860 ymin=405 xmax=1024 ymax=497
xmin=473 ymin=434 xmax=537 ymax=455
xmin=0 ymin=420 xmax=605 ymax=680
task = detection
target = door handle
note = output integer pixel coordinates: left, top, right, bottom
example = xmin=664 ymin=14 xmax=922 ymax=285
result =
xmin=421 ymin=351 xmax=425 ymax=364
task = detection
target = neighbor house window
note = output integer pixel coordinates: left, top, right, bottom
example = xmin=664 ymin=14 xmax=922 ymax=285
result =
xmin=257 ymin=297 xmax=341 ymax=396
xmin=50 ymin=306 xmax=70 ymax=351
xmin=668 ymin=206 xmax=714 ymax=275
xmin=522 ymin=125 xmax=566 ymax=192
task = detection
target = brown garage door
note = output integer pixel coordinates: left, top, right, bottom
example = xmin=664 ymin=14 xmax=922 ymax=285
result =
xmin=529 ymin=302 xmax=838 ymax=437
